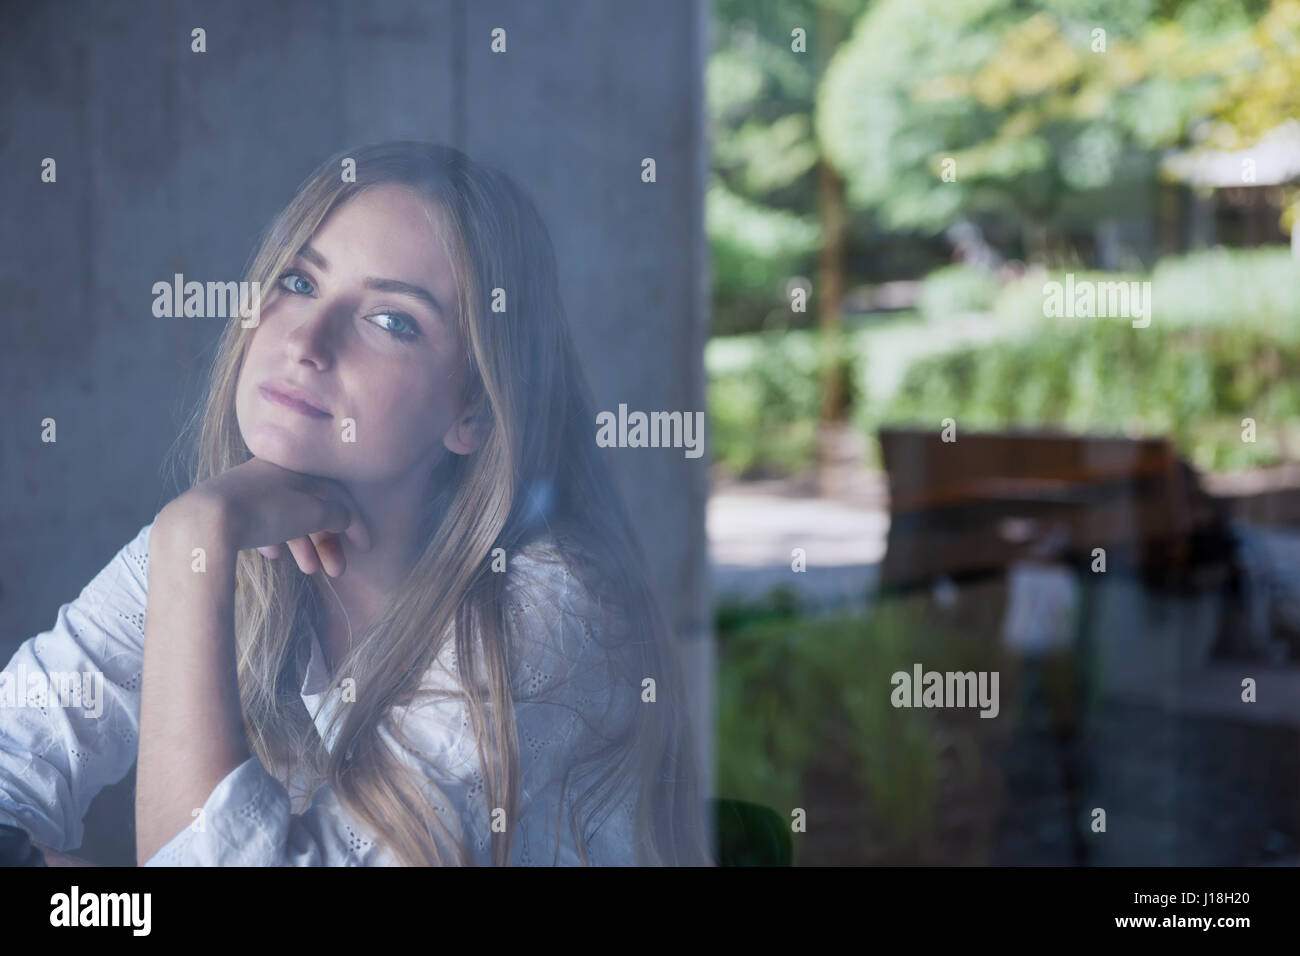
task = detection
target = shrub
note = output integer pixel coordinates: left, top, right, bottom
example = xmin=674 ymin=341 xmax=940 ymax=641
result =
xmin=881 ymin=317 xmax=1300 ymax=471
xmin=917 ymin=264 xmax=1002 ymax=321
xmin=707 ymin=329 xmax=854 ymax=478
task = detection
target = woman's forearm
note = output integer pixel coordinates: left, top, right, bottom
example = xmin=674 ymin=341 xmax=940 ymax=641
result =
xmin=136 ymin=497 xmax=251 ymax=864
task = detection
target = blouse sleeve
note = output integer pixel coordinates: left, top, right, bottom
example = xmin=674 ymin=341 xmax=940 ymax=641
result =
xmin=143 ymin=546 xmax=641 ymax=866
xmin=0 ymin=519 xmax=155 ymax=853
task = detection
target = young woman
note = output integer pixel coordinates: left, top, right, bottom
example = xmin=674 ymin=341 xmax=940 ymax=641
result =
xmin=0 ymin=141 xmax=713 ymax=866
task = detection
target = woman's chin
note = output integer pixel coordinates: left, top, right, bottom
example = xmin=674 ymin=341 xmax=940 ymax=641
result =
xmin=241 ymin=429 xmax=328 ymax=475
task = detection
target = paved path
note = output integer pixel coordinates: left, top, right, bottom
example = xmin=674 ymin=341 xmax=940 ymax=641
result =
xmin=708 ymin=479 xmax=887 ymax=611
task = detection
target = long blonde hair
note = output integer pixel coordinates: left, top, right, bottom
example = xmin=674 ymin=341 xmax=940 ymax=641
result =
xmin=170 ymin=141 xmax=713 ymax=865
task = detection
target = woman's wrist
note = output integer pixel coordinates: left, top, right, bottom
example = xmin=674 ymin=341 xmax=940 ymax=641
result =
xmin=159 ymin=490 xmax=239 ymax=556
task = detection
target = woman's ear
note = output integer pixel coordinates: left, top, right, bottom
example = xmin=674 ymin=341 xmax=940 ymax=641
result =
xmin=442 ymin=401 xmax=486 ymax=456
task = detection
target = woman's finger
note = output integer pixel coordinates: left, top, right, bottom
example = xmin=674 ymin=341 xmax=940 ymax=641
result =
xmin=285 ymin=536 xmax=322 ymax=576
xmin=298 ymin=477 xmax=371 ymax=553
xmin=310 ymin=531 xmax=346 ymax=578
xmin=345 ymin=511 xmax=372 ymax=553
xmin=257 ymin=544 xmax=282 ymax=560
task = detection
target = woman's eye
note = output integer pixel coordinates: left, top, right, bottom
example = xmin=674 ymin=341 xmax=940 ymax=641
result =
xmin=367 ymin=312 xmax=420 ymax=340
xmin=278 ymin=272 xmax=314 ymax=295
xmin=275 ymin=271 xmax=419 ymax=341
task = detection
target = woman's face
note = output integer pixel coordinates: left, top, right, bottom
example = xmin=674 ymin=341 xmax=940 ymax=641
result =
xmin=235 ymin=184 xmax=478 ymax=484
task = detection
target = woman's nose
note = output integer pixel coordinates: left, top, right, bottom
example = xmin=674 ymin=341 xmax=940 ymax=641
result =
xmin=285 ymin=306 xmax=335 ymax=369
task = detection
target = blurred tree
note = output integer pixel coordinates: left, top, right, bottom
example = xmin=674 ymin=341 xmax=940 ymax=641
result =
xmin=710 ymin=0 xmax=868 ymax=489
xmin=1199 ymin=0 xmax=1300 ymax=235
xmin=816 ymin=0 xmax=1269 ymax=261
xmin=1206 ymin=0 xmax=1300 ymax=144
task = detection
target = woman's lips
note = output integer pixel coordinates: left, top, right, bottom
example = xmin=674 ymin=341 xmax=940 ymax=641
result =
xmin=258 ymin=384 xmax=332 ymax=419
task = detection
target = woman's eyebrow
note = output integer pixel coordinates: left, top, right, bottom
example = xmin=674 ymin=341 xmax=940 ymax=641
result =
xmin=298 ymin=244 xmax=330 ymax=271
xmin=363 ymin=277 xmax=446 ymax=316
xmin=296 ymin=243 xmax=447 ymax=316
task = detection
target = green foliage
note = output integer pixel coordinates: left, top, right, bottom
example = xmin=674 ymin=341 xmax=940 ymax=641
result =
xmin=717 ymin=591 xmax=1006 ymax=861
xmin=707 ymin=3 xmax=845 ymax=333
xmin=881 ymin=311 xmax=1300 ymax=472
xmin=709 ymin=311 xmax=973 ymax=476
xmin=1149 ymin=247 xmax=1300 ymax=335
xmin=706 ymin=0 xmax=1293 ymax=339
xmin=707 ymin=329 xmax=838 ymax=477
xmin=988 ymin=248 xmax=1300 ymax=332
xmin=1202 ymin=0 xmax=1300 ymax=146
xmin=708 ymin=179 xmax=822 ymax=336
xmin=917 ymin=264 xmax=1003 ymax=320
xmin=846 ymin=311 xmax=964 ymax=409
xmin=710 ymin=250 xmax=1300 ymax=476
xmin=816 ymin=0 xmax=1258 ymax=236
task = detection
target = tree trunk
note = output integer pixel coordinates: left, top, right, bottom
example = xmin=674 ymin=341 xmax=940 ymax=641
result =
xmin=817 ymin=156 xmax=849 ymax=423
xmin=814 ymin=1 xmax=854 ymax=497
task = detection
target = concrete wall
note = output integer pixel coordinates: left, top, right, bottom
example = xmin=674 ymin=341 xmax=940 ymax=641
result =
xmin=0 ymin=0 xmax=711 ymax=864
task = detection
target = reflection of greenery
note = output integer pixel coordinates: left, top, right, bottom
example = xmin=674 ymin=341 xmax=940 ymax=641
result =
xmin=712 ymin=797 xmax=795 ymax=866
xmin=716 ymin=590 xmax=1008 ymax=862
xmin=716 ymin=606 xmax=824 ymax=820
xmin=835 ymin=600 xmax=942 ymax=856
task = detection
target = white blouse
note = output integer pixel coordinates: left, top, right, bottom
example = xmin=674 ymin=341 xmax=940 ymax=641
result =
xmin=0 ymin=517 xmax=642 ymax=865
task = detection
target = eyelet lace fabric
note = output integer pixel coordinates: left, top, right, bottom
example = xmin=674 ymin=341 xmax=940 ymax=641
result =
xmin=0 ymin=518 xmax=642 ymax=865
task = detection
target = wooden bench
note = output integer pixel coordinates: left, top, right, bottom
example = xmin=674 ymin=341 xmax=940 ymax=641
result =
xmin=877 ymin=427 xmax=1234 ymax=594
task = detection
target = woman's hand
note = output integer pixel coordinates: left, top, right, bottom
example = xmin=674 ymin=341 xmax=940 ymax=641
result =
xmin=34 ymin=842 xmax=98 ymax=867
xmin=167 ymin=457 xmax=371 ymax=578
